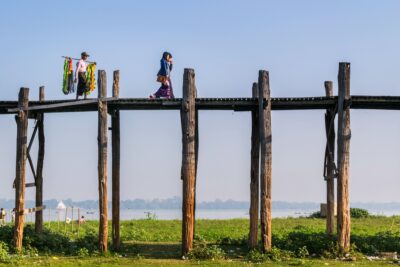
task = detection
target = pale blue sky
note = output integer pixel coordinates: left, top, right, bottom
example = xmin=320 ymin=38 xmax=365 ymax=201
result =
xmin=1 ymin=0 xmax=400 ymax=202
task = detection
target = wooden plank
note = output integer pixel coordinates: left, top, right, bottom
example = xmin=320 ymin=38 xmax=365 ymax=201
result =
xmin=98 ymin=70 xmax=109 ymax=253
xmin=14 ymin=87 xmax=29 ymax=250
xmin=337 ymin=63 xmax=351 ymax=253
xmin=181 ymin=68 xmax=197 ymax=255
xmin=324 ymin=81 xmax=335 ymax=235
xmin=6 ymin=96 xmax=400 ymax=114
xmin=7 ymin=99 xmax=101 ymax=112
xmin=259 ymin=70 xmax=272 ymax=252
xmin=249 ymin=82 xmax=260 ymax=249
xmin=112 ymin=70 xmax=121 ymax=250
xmin=24 ymin=205 xmax=46 ymax=215
xmin=35 ymin=86 xmax=45 ymax=233
xmin=25 ymin=182 xmax=36 ymax=188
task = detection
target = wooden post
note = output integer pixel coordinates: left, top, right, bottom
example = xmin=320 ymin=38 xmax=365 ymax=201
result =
xmin=112 ymin=70 xmax=121 ymax=250
xmin=98 ymin=70 xmax=109 ymax=252
xmin=258 ymin=71 xmax=272 ymax=252
xmin=249 ymin=82 xmax=260 ymax=249
xmin=337 ymin=63 xmax=351 ymax=253
xmin=64 ymin=207 xmax=68 ymax=233
xmin=35 ymin=86 xmax=45 ymax=233
xmin=181 ymin=68 xmax=197 ymax=255
xmin=78 ymin=208 xmax=81 ymax=237
xmin=13 ymin=88 xmax=29 ymax=250
xmin=71 ymin=207 xmax=74 ymax=232
xmin=324 ymin=81 xmax=335 ymax=235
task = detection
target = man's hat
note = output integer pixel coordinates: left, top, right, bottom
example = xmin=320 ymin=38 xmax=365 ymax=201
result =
xmin=81 ymin=51 xmax=90 ymax=57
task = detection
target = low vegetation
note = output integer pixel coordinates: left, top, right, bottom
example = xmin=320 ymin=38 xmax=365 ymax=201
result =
xmin=0 ymin=216 xmax=400 ymax=266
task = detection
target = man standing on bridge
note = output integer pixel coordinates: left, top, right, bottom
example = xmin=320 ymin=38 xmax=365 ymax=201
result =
xmin=74 ymin=52 xmax=90 ymax=100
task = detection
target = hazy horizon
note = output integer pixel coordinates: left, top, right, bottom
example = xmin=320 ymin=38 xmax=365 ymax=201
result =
xmin=1 ymin=1 xmax=400 ymax=203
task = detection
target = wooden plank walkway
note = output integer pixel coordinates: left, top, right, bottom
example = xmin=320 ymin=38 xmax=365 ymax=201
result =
xmin=2 ymin=95 xmax=400 ymax=114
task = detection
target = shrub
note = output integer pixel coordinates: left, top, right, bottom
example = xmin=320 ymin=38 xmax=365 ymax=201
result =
xmin=350 ymin=208 xmax=369 ymax=218
xmin=187 ymin=241 xmax=225 ymax=260
xmin=0 ymin=241 xmax=10 ymax=262
xmin=296 ymin=246 xmax=309 ymax=258
xmin=75 ymin=232 xmax=98 ymax=254
xmin=77 ymin=247 xmax=90 ymax=257
xmin=246 ymin=249 xmax=267 ymax=262
xmin=266 ymin=247 xmax=293 ymax=261
xmin=308 ymin=211 xmax=324 ymax=218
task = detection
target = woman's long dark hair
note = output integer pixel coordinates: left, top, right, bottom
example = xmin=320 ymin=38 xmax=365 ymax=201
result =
xmin=162 ymin=51 xmax=172 ymax=60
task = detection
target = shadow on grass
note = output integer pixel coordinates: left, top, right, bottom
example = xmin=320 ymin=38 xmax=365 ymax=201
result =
xmin=120 ymin=242 xmax=182 ymax=259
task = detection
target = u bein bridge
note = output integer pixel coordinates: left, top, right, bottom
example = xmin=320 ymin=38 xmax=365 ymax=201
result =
xmin=2 ymin=62 xmax=400 ymax=255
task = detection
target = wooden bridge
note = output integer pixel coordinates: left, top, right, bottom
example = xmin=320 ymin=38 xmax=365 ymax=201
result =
xmin=3 ymin=62 xmax=397 ymax=254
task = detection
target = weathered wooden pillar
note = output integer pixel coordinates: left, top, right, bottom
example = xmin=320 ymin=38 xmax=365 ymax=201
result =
xmin=111 ymin=70 xmax=121 ymax=250
xmin=249 ymin=82 xmax=260 ymax=249
xmin=181 ymin=68 xmax=197 ymax=255
xmin=35 ymin=86 xmax=45 ymax=233
xmin=324 ymin=81 xmax=335 ymax=235
xmin=337 ymin=63 xmax=351 ymax=253
xmin=258 ymin=71 xmax=272 ymax=252
xmin=14 ymin=87 xmax=29 ymax=250
xmin=98 ymin=70 xmax=108 ymax=252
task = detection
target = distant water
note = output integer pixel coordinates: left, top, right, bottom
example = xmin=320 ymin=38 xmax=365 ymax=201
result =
xmin=9 ymin=208 xmax=400 ymax=223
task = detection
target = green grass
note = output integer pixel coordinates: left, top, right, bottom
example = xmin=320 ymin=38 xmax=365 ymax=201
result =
xmin=1 ymin=217 xmax=400 ymax=266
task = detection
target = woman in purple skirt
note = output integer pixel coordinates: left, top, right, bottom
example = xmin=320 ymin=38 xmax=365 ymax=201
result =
xmin=150 ymin=52 xmax=175 ymax=99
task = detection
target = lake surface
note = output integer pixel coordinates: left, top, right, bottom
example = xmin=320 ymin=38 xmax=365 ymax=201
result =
xmin=13 ymin=208 xmax=400 ymax=223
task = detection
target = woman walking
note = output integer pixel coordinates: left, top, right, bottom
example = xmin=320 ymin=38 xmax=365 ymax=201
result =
xmin=150 ymin=52 xmax=175 ymax=99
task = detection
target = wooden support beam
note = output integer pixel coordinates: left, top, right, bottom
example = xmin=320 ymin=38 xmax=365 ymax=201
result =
xmin=98 ymin=70 xmax=109 ymax=252
xmin=112 ymin=70 xmax=121 ymax=250
xmin=249 ymin=82 xmax=260 ymax=249
xmin=259 ymin=70 xmax=272 ymax=252
xmin=337 ymin=63 xmax=351 ymax=253
xmin=14 ymin=87 xmax=29 ymax=250
xmin=324 ymin=81 xmax=335 ymax=235
xmin=35 ymin=86 xmax=45 ymax=233
xmin=24 ymin=205 xmax=46 ymax=215
xmin=181 ymin=68 xmax=197 ymax=255
xmin=27 ymin=153 xmax=36 ymax=180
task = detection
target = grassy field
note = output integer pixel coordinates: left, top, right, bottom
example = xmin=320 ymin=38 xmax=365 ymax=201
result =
xmin=1 ymin=217 xmax=400 ymax=266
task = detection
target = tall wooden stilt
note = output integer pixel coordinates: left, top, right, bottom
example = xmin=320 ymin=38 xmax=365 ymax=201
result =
xmin=98 ymin=70 xmax=108 ymax=252
xmin=249 ymin=82 xmax=260 ymax=249
xmin=35 ymin=86 xmax=45 ymax=233
xmin=112 ymin=70 xmax=121 ymax=250
xmin=337 ymin=63 xmax=351 ymax=253
xmin=324 ymin=81 xmax=335 ymax=235
xmin=14 ymin=87 xmax=29 ymax=250
xmin=259 ymin=71 xmax=272 ymax=252
xmin=181 ymin=68 xmax=197 ymax=255
xmin=193 ymin=108 xmax=199 ymax=238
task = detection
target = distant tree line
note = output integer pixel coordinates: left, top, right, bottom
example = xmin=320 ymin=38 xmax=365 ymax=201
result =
xmin=1 ymin=197 xmax=398 ymax=211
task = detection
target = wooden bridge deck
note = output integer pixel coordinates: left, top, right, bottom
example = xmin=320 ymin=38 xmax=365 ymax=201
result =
xmin=2 ymin=95 xmax=400 ymax=114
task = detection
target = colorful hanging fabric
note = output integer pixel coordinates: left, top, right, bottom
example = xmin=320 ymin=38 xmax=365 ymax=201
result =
xmin=85 ymin=63 xmax=96 ymax=95
xmin=62 ymin=58 xmax=75 ymax=95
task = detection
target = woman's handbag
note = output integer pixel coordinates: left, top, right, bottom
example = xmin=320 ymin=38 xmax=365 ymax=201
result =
xmin=157 ymin=75 xmax=168 ymax=84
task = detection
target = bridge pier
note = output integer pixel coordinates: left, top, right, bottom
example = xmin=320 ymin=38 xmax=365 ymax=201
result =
xmin=98 ymin=70 xmax=109 ymax=252
xmin=181 ymin=68 xmax=197 ymax=255
xmin=13 ymin=88 xmax=29 ymax=250
xmin=337 ymin=62 xmax=351 ymax=253
xmin=324 ymin=81 xmax=336 ymax=235
xmin=35 ymin=86 xmax=45 ymax=233
xmin=259 ymin=70 xmax=272 ymax=252
xmin=111 ymin=70 xmax=121 ymax=250
xmin=248 ymin=82 xmax=260 ymax=249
